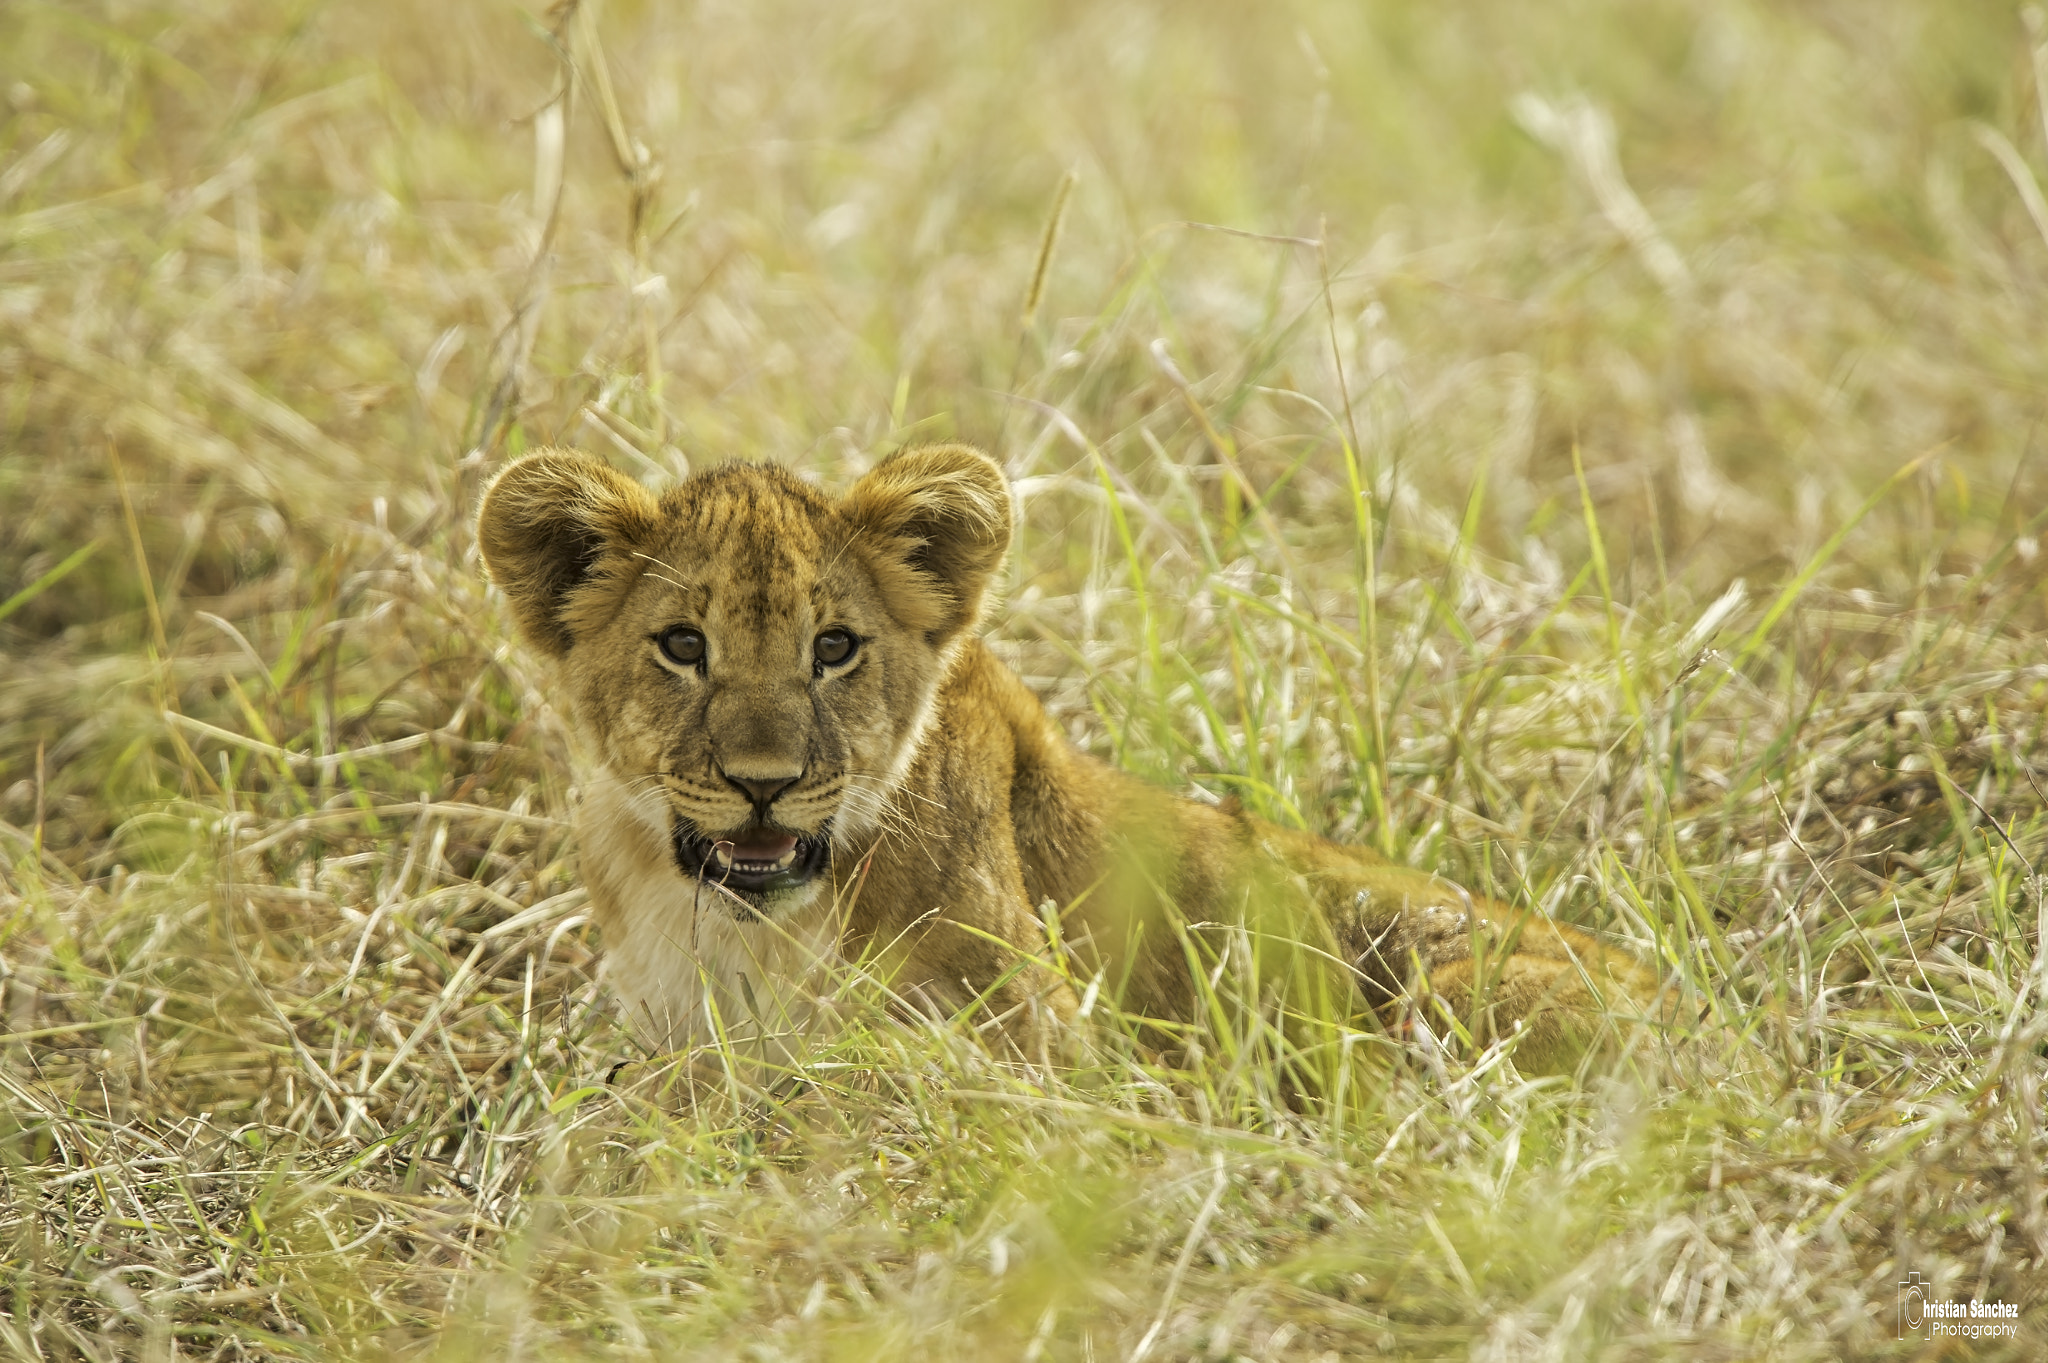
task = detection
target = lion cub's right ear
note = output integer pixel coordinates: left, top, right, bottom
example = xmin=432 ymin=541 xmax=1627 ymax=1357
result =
xmin=476 ymin=450 xmax=659 ymax=656
xmin=840 ymin=444 xmax=1013 ymax=644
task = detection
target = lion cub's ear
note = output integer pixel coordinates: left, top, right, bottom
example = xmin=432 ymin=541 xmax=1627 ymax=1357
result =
xmin=476 ymin=450 xmax=659 ymax=656
xmin=841 ymin=444 xmax=1012 ymax=642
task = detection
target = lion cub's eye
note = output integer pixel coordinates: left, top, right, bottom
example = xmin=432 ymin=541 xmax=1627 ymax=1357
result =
xmin=813 ymin=629 xmax=857 ymax=668
xmin=657 ymin=626 xmax=706 ymax=668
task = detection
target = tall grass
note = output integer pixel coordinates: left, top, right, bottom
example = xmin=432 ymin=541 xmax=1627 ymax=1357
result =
xmin=2 ymin=0 xmax=2045 ymax=1357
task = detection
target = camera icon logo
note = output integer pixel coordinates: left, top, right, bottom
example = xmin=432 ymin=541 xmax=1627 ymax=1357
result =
xmin=1898 ymin=1271 xmax=1928 ymax=1339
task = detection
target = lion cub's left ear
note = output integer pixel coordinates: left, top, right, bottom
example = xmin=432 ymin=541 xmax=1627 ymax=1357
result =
xmin=476 ymin=449 xmax=660 ymax=657
xmin=840 ymin=444 xmax=1012 ymax=643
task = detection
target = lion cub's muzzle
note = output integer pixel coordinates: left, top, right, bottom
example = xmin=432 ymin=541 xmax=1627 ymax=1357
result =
xmin=672 ymin=818 xmax=834 ymax=908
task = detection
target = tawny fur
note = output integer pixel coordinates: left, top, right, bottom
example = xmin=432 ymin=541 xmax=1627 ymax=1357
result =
xmin=477 ymin=444 xmax=1663 ymax=1072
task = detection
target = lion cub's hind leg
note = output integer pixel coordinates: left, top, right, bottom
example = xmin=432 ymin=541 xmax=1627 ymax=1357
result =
xmin=1306 ymin=848 xmax=1666 ymax=1073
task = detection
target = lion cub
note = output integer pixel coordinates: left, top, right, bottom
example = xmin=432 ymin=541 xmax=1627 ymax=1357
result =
xmin=477 ymin=445 xmax=1661 ymax=1071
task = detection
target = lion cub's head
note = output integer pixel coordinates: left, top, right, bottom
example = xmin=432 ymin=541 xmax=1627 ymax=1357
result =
xmin=477 ymin=445 xmax=1010 ymax=917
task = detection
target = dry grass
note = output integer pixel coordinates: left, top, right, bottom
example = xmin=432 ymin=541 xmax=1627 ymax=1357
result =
xmin=4 ymin=0 xmax=2048 ymax=1357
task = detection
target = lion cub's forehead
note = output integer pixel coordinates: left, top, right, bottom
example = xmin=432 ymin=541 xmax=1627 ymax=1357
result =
xmin=635 ymin=463 xmax=860 ymax=624
xmin=659 ymin=463 xmax=834 ymax=562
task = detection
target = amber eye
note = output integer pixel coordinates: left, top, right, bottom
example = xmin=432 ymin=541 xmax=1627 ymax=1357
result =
xmin=658 ymin=626 xmax=706 ymax=667
xmin=813 ymin=629 xmax=856 ymax=667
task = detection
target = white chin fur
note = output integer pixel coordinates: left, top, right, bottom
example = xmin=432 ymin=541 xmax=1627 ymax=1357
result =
xmin=574 ymin=772 xmax=839 ymax=1061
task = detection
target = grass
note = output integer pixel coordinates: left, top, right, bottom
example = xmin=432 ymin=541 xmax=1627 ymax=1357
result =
xmin=3 ymin=0 xmax=2048 ymax=1357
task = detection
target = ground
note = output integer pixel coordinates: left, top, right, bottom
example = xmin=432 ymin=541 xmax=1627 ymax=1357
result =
xmin=1 ymin=0 xmax=2046 ymax=1358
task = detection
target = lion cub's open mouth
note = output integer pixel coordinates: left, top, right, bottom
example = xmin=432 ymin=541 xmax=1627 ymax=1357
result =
xmin=672 ymin=820 xmax=833 ymax=903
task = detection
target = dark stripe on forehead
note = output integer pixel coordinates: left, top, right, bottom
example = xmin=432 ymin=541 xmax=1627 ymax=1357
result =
xmin=666 ymin=461 xmax=833 ymax=516
xmin=657 ymin=463 xmax=832 ymax=630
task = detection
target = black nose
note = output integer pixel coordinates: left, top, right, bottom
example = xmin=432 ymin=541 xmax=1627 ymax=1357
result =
xmin=722 ymin=770 xmax=800 ymax=811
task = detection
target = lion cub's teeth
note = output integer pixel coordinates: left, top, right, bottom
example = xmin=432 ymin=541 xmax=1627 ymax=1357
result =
xmin=711 ymin=843 xmax=799 ymax=874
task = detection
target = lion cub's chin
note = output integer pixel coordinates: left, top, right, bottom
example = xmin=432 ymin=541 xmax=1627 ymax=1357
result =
xmin=695 ymin=876 xmax=829 ymax=923
xmin=676 ymin=862 xmax=832 ymax=922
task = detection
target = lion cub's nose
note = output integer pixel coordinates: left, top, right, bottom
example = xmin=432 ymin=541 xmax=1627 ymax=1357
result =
xmin=721 ymin=770 xmax=801 ymax=811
